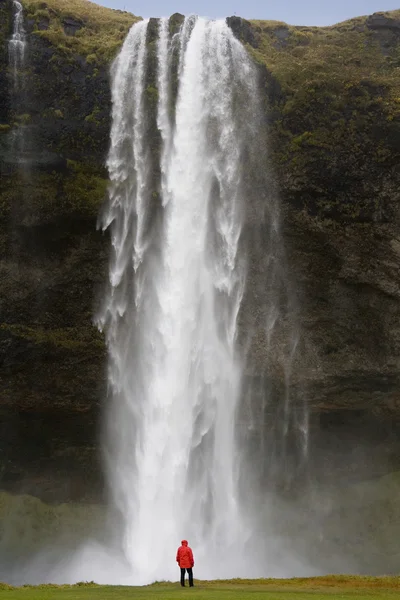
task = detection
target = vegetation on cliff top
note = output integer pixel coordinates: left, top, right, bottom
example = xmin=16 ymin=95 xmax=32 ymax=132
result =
xmin=249 ymin=11 xmax=400 ymax=96
xmin=22 ymin=0 xmax=139 ymax=62
xmin=234 ymin=10 xmax=400 ymax=222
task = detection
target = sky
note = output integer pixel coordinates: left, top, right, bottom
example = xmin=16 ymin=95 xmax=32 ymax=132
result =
xmin=95 ymin=0 xmax=400 ymax=26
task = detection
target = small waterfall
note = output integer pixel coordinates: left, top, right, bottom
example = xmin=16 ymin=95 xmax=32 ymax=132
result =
xmin=98 ymin=16 xmax=266 ymax=583
xmin=8 ymin=0 xmax=28 ymax=168
xmin=8 ymin=0 xmax=26 ymax=90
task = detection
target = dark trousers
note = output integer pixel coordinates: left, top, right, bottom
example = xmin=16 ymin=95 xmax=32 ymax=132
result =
xmin=180 ymin=567 xmax=193 ymax=587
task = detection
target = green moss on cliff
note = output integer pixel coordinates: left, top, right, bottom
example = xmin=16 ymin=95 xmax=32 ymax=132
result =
xmin=235 ymin=11 xmax=400 ymax=222
xmin=0 ymin=163 xmax=107 ymax=225
xmin=22 ymin=0 xmax=139 ymax=62
xmin=250 ymin=12 xmax=400 ymax=97
xmin=0 ymin=1 xmax=10 ymax=50
xmin=64 ymin=161 xmax=108 ymax=217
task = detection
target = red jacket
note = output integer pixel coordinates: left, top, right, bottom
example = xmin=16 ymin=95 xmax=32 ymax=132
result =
xmin=176 ymin=540 xmax=194 ymax=568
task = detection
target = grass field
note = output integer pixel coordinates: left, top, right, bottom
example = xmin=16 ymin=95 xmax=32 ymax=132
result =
xmin=0 ymin=577 xmax=399 ymax=600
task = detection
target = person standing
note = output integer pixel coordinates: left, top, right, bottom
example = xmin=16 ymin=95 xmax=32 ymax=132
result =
xmin=176 ymin=539 xmax=194 ymax=587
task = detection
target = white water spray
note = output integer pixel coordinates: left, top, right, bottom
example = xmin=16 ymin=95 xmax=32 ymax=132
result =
xmin=98 ymin=16 xmax=265 ymax=583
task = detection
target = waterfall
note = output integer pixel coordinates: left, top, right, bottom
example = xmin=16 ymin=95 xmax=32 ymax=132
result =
xmin=8 ymin=0 xmax=26 ymax=90
xmin=0 ymin=12 xmax=312 ymax=587
xmin=8 ymin=0 xmax=27 ymax=168
xmin=98 ymin=16 xmax=266 ymax=583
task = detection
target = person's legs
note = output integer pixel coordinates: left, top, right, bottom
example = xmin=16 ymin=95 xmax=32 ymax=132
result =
xmin=180 ymin=568 xmax=186 ymax=587
xmin=188 ymin=568 xmax=193 ymax=587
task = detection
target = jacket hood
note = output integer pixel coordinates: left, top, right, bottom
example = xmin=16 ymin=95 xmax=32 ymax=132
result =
xmin=181 ymin=540 xmax=188 ymax=546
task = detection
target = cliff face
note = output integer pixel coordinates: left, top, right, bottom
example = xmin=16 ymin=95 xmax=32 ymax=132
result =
xmin=229 ymin=12 xmax=400 ymax=481
xmin=0 ymin=0 xmax=136 ymax=501
xmin=0 ymin=0 xmax=400 ymax=502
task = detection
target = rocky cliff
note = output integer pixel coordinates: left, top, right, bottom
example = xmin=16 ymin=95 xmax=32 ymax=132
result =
xmin=0 ymin=0 xmax=137 ymax=501
xmin=229 ymin=11 xmax=400 ymax=484
xmin=0 ymin=0 xmax=400 ymax=508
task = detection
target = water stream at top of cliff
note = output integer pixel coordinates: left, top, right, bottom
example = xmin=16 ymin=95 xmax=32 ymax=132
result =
xmin=94 ymin=16 xmax=309 ymax=584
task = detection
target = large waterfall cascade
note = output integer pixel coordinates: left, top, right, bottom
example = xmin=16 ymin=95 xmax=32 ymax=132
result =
xmin=97 ymin=14 xmax=308 ymax=584
xmin=1 ymin=9 xmax=309 ymax=586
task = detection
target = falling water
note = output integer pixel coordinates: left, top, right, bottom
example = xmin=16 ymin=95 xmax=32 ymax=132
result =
xmin=8 ymin=0 xmax=28 ymax=169
xmin=0 ymin=12 xmax=313 ymax=587
xmin=98 ymin=16 xmax=267 ymax=583
xmin=8 ymin=0 xmax=26 ymax=90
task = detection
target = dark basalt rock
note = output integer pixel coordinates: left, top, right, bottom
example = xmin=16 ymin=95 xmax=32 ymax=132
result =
xmin=62 ymin=16 xmax=83 ymax=36
xmin=37 ymin=17 xmax=49 ymax=31
xmin=273 ymin=26 xmax=290 ymax=48
xmin=147 ymin=17 xmax=159 ymax=42
xmin=366 ymin=12 xmax=400 ymax=31
xmin=169 ymin=12 xmax=184 ymax=35
xmin=226 ymin=16 xmax=259 ymax=48
xmin=366 ymin=12 xmax=400 ymax=55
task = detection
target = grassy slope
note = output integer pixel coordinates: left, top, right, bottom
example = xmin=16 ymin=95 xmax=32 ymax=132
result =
xmin=22 ymin=0 xmax=139 ymax=62
xmin=247 ymin=9 xmax=400 ymax=126
xmin=236 ymin=10 xmax=400 ymax=223
xmin=0 ymin=578 xmax=399 ymax=599
xmin=250 ymin=11 xmax=400 ymax=97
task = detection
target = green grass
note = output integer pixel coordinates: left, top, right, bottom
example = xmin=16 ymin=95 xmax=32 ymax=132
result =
xmin=22 ymin=0 xmax=140 ymax=62
xmin=0 ymin=578 xmax=399 ymax=600
xmin=248 ymin=10 xmax=400 ymax=100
